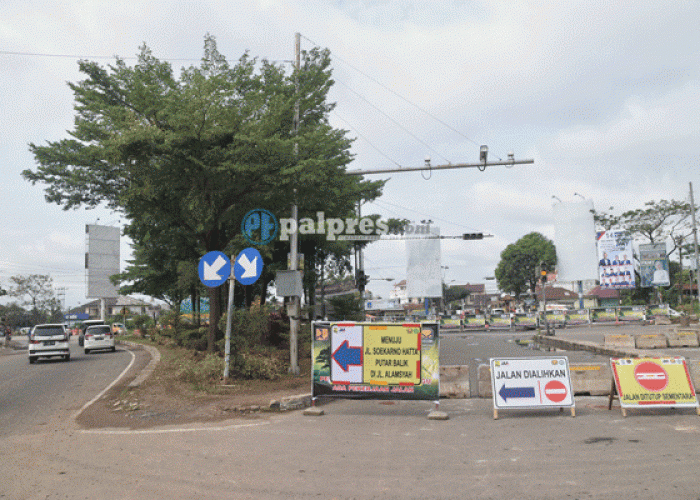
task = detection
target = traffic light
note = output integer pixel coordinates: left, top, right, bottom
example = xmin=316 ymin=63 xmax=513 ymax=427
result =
xmin=462 ymin=233 xmax=484 ymax=240
xmin=356 ymin=271 xmax=369 ymax=291
xmin=540 ymin=269 xmax=547 ymax=283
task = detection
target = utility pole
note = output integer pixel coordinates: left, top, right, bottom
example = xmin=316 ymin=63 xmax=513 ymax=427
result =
xmin=690 ymin=182 xmax=700 ymax=307
xmin=287 ymin=32 xmax=301 ymax=376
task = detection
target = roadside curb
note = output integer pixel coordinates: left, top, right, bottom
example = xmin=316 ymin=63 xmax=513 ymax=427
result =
xmin=118 ymin=340 xmax=161 ymax=388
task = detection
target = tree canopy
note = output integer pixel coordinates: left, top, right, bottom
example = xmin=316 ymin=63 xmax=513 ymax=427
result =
xmin=23 ymin=35 xmax=384 ymax=351
xmin=494 ymin=232 xmax=557 ymax=297
xmin=593 ymin=199 xmax=695 ymax=257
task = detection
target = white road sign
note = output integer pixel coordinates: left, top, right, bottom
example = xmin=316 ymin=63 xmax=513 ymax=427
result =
xmin=490 ymin=357 xmax=575 ymax=409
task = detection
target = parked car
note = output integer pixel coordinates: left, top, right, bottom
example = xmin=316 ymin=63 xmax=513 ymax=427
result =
xmin=84 ymin=325 xmax=116 ymax=354
xmin=28 ymin=324 xmax=70 ymax=363
xmin=111 ymin=322 xmax=127 ymax=335
xmin=78 ymin=320 xmax=107 ymax=346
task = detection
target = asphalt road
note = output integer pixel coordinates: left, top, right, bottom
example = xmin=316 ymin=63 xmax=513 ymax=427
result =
xmin=0 ymin=336 xmax=132 ymax=437
xmin=440 ymin=328 xmax=611 ymax=396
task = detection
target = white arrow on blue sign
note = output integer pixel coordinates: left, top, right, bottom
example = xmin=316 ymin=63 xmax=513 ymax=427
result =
xmin=198 ymin=251 xmax=232 ymax=288
xmin=234 ymin=247 xmax=263 ymax=285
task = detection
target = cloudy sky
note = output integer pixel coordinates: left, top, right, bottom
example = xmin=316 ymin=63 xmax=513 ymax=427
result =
xmin=1 ymin=1 xmax=699 ymax=309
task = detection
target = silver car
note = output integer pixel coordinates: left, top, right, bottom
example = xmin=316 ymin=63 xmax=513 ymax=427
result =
xmin=28 ymin=324 xmax=70 ymax=363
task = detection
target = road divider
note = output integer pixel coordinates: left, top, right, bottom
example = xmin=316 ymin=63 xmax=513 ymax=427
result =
xmin=634 ymin=333 xmax=668 ymax=349
xmin=439 ymin=365 xmax=470 ymax=398
xmin=668 ymin=328 xmax=700 ymax=348
xmin=604 ymin=334 xmax=635 ymax=350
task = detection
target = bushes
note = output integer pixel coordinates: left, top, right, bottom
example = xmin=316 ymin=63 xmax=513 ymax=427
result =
xmin=176 ymin=353 xmax=224 ymax=388
xmin=163 ymin=307 xmax=292 ymax=382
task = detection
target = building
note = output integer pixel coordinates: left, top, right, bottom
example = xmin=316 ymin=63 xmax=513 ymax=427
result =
xmin=68 ymin=296 xmax=159 ymax=320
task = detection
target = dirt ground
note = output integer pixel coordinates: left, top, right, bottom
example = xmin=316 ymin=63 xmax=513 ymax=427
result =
xmin=75 ymin=342 xmax=312 ymax=430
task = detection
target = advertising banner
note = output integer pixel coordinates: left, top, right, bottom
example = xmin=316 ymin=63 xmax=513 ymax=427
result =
xmin=617 ymin=306 xmax=646 ymax=322
xmin=513 ymin=313 xmax=538 ymax=330
xmin=648 ymin=304 xmax=670 ymax=317
xmin=565 ymin=309 xmax=590 ymax=326
xmin=596 ymin=230 xmax=635 ymax=289
xmin=490 ymin=357 xmax=575 ymax=410
xmin=611 ymin=357 xmax=698 ymax=410
xmin=591 ymin=308 xmax=617 ymax=323
xmin=439 ymin=318 xmax=462 ymax=330
xmin=639 ymin=243 xmax=670 ymax=287
xmin=544 ymin=310 xmax=566 ymax=327
xmin=312 ymin=322 xmax=440 ymax=401
xmin=462 ymin=314 xmax=487 ymax=330
xmin=488 ymin=314 xmax=512 ymax=330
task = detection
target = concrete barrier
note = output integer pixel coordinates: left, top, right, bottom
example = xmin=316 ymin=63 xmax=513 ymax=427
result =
xmin=604 ymin=334 xmax=635 ymax=350
xmin=439 ymin=365 xmax=470 ymax=399
xmin=668 ymin=329 xmax=700 ymax=348
xmin=688 ymin=360 xmax=700 ymax=391
xmin=568 ymin=363 xmax=612 ymax=396
xmin=478 ymin=364 xmax=492 ymax=398
xmin=634 ymin=333 xmax=668 ymax=349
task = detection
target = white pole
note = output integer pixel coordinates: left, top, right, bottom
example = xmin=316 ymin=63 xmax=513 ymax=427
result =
xmin=689 ymin=182 xmax=700 ymax=307
xmin=223 ymin=257 xmax=235 ymax=380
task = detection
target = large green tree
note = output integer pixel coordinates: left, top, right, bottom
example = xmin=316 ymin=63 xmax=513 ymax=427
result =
xmin=494 ymin=232 xmax=557 ymax=297
xmin=23 ymin=35 xmax=383 ymax=352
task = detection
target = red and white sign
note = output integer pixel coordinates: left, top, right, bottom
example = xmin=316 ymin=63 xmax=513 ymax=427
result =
xmin=634 ymin=361 xmax=669 ymax=392
xmin=544 ymin=380 xmax=568 ymax=403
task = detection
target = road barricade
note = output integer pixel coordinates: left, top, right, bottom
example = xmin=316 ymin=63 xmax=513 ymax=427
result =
xmin=634 ymin=333 xmax=668 ymax=349
xmin=478 ymin=364 xmax=493 ymax=398
xmin=568 ymin=363 xmax=611 ymax=395
xmin=667 ymin=328 xmax=700 ymax=348
xmin=604 ymin=334 xmax=635 ymax=350
xmin=439 ymin=365 xmax=470 ymax=398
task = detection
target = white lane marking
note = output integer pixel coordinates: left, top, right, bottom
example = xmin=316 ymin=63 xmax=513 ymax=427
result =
xmin=80 ymin=421 xmax=271 ymax=435
xmin=72 ymin=347 xmax=136 ymax=420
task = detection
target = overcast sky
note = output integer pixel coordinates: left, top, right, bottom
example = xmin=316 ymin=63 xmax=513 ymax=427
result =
xmin=1 ymin=1 xmax=699 ymax=309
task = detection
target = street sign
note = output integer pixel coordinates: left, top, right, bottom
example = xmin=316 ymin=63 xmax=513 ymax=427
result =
xmin=312 ymin=322 xmax=440 ymax=401
xmin=234 ymin=247 xmax=263 ymax=285
xmin=198 ymin=251 xmax=231 ymax=288
xmin=490 ymin=357 xmax=575 ymax=418
xmin=611 ymin=357 xmax=698 ymax=412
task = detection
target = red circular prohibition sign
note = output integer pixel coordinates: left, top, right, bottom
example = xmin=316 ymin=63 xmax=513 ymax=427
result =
xmin=544 ymin=380 xmax=568 ymax=403
xmin=634 ymin=361 xmax=669 ymax=392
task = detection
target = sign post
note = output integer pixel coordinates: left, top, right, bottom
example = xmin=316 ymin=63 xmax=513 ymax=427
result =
xmin=490 ymin=357 xmax=575 ymax=419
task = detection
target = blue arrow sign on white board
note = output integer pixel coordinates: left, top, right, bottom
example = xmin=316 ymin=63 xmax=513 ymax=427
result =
xmin=234 ymin=247 xmax=263 ymax=285
xmin=198 ymin=251 xmax=231 ymax=288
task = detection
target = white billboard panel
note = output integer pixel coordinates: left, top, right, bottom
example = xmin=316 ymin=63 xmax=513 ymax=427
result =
xmin=553 ymin=200 xmax=598 ymax=281
xmin=406 ymin=226 xmax=442 ymax=298
xmin=85 ymin=224 xmax=120 ymax=298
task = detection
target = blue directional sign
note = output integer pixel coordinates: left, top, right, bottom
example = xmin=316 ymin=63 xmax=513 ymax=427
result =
xmin=498 ymin=384 xmax=536 ymax=402
xmin=198 ymin=251 xmax=231 ymax=288
xmin=332 ymin=340 xmax=363 ymax=372
xmin=234 ymin=247 xmax=263 ymax=285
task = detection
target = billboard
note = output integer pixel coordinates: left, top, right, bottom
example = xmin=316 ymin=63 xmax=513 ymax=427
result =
xmin=639 ymin=243 xmax=670 ymax=287
xmin=85 ymin=224 xmax=120 ymax=298
xmin=553 ymin=200 xmax=598 ymax=281
xmin=406 ymin=226 xmax=442 ymax=298
xmin=596 ymin=230 xmax=635 ymax=289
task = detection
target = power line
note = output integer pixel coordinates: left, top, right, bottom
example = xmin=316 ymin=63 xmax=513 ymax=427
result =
xmin=333 ymin=78 xmax=452 ymax=165
xmin=300 ymin=34 xmax=500 ymax=160
xmin=332 ymin=111 xmax=402 ymax=167
xmin=0 ymin=49 xmax=199 ymax=62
